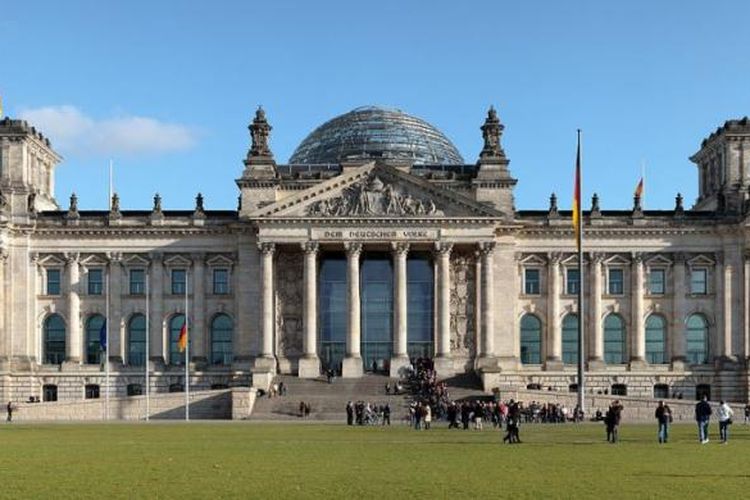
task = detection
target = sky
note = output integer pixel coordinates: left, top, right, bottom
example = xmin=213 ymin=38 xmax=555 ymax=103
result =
xmin=2 ymin=0 xmax=749 ymax=211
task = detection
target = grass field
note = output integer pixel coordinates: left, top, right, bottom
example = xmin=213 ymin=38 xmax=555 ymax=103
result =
xmin=1 ymin=421 xmax=749 ymax=499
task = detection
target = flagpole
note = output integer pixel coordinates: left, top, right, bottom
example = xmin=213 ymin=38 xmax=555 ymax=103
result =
xmin=185 ymin=272 xmax=190 ymax=421
xmin=641 ymin=159 xmax=646 ymax=210
xmin=105 ymin=271 xmax=110 ymax=421
xmin=576 ymin=129 xmax=586 ymax=416
xmin=145 ymin=272 xmax=150 ymax=421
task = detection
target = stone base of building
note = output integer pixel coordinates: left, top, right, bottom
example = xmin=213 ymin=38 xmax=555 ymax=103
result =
xmin=433 ymin=356 xmax=455 ymax=378
xmin=389 ymin=355 xmax=410 ymax=378
xmin=341 ymin=356 xmax=364 ymax=378
xmin=587 ymin=358 xmax=605 ymax=371
xmin=298 ymin=356 xmax=321 ymax=378
xmin=250 ymin=369 xmax=274 ymax=391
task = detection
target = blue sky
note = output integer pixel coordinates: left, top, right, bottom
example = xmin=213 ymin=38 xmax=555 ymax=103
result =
xmin=2 ymin=0 xmax=748 ymax=210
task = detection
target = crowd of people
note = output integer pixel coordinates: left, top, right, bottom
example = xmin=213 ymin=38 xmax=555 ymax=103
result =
xmin=346 ymin=401 xmax=392 ymax=426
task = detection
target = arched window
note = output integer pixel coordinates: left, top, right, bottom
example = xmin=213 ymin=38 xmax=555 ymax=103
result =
xmin=562 ymin=314 xmax=578 ymax=364
xmin=85 ymin=315 xmax=105 ymax=364
xmin=686 ymin=314 xmax=709 ymax=364
xmin=211 ymin=314 xmax=233 ymax=365
xmin=169 ymin=314 xmax=187 ymax=365
xmin=43 ymin=314 xmax=66 ymax=364
xmin=520 ymin=314 xmax=542 ymax=364
xmin=645 ymin=315 xmax=667 ymax=364
xmin=128 ymin=314 xmax=146 ymax=367
xmin=603 ymin=314 xmax=626 ymax=364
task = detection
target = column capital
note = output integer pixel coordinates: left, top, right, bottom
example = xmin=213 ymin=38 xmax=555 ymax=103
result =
xmin=106 ymin=251 xmax=123 ymax=264
xmin=588 ymin=251 xmax=605 ymax=265
xmin=631 ymin=252 xmax=645 ymax=265
xmin=344 ymin=242 xmax=363 ymax=258
xmin=0 ymin=248 xmax=8 ymax=262
xmin=301 ymin=241 xmax=320 ymax=255
xmin=478 ymin=241 xmax=496 ymax=256
xmin=190 ymin=251 xmax=206 ymax=264
xmin=64 ymin=252 xmax=80 ymax=265
xmin=257 ymin=242 xmax=276 ymax=255
xmin=547 ymin=251 xmax=562 ymax=265
xmin=390 ymin=241 xmax=410 ymax=257
xmin=434 ymin=241 xmax=453 ymax=256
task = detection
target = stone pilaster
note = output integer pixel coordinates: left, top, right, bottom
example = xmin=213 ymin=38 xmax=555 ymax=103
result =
xmin=545 ymin=253 xmax=563 ymax=370
xmin=234 ymin=232 xmax=255 ymax=369
xmin=588 ymin=253 xmax=604 ymax=370
xmin=107 ymin=253 xmax=124 ymax=364
xmin=149 ymin=253 xmax=165 ymax=367
xmin=671 ymin=253 xmax=687 ymax=370
xmin=64 ymin=253 xmax=81 ymax=364
xmin=718 ymin=251 xmax=736 ymax=363
xmin=0 ymin=249 xmax=7 ymax=367
xmin=630 ymin=253 xmax=647 ymax=368
xmin=255 ymin=242 xmax=276 ymax=373
xmin=299 ymin=241 xmax=321 ymax=378
xmin=390 ymin=242 xmax=410 ymax=377
xmin=744 ymin=253 xmax=750 ymax=361
xmin=477 ymin=242 xmax=497 ymax=369
xmin=433 ymin=242 xmax=454 ymax=377
xmin=192 ymin=253 xmax=206 ymax=365
xmin=342 ymin=242 xmax=363 ymax=378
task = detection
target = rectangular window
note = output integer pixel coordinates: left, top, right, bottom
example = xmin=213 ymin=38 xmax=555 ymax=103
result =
xmin=85 ymin=384 xmax=100 ymax=399
xmin=607 ymin=269 xmax=624 ymax=295
xmin=648 ymin=268 xmax=665 ymax=295
xmin=46 ymin=269 xmax=61 ymax=295
xmin=88 ymin=269 xmax=103 ymax=295
xmin=171 ymin=269 xmax=186 ymax=295
xmin=130 ymin=269 xmax=145 ymax=295
xmin=213 ymin=269 xmax=230 ymax=295
xmin=566 ymin=268 xmax=580 ymax=295
xmin=524 ymin=269 xmax=540 ymax=295
xmin=690 ymin=268 xmax=707 ymax=295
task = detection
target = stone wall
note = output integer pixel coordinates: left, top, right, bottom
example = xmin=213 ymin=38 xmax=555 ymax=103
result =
xmin=9 ymin=388 xmax=256 ymax=421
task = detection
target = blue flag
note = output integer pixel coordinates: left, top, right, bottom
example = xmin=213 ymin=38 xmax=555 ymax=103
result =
xmin=99 ymin=319 xmax=107 ymax=350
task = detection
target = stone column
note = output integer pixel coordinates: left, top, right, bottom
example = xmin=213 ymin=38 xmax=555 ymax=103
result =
xmin=589 ymin=253 xmax=604 ymax=369
xmin=716 ymin=253 xmax=735 ymax=362
xmin=630 ymin=253 xmax=646 ymax=368
xmin=671 ymin=253 xmax=687 ymax=370
xmin=149 ymin=253 xmax=165 ymax=366
xmin=65 ymin=253 xmax=81 ymax=364
xmin=108 ymin=253 xmax=123 ymax=364
xmin=0 ymin=249 xmax=7 ymax=366
xmin=433 ymin=242 xmax=454 ymax=377
xmin=257 ymin=243 xmax=276 ymax=369
xmin=234 ymin=232 xmax=255 ymax=369
xmin=299 ymin=241 xmax=321 ymax=378
xmin=744 ymin=254 xmax=750 ymax=361
xmin=342 ymin=242 xmax=363 ymax=378
xmin=545 ymin=253 xmax=563 ymax=370
xmin=478 ymin=242 xmax=496 ymax=365
xmin=192 ymin=253 xmax=206 ymax=365
xmin=390 ymin=242 xmax=410 ymax=377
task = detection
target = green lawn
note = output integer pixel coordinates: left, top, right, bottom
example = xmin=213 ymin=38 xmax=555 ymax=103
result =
xmin=1 ymin=422 xmax=748 ymax=499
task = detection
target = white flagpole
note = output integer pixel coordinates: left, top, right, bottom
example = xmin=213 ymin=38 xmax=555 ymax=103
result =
xmin=185 ymin=272 xmax=190 ymax=421
xmin=108 ymin=159 xmax=113 ymax=205
xmin=145 ymin=272 xmax=150 ymax=421
xmin=641 ymin=159 xmax=646 ymax=210
xmin=105 ymin=271 xmax=110 ymax=420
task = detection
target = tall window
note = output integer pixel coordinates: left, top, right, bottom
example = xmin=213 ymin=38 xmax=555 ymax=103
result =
xmin=690 ymin=268 xmax=707 ymax=295
xmin=603 ymin=314 xmax=626 ymax=364
xmin=129 ymin=269 xmax=145 ymax=295
xmin=128 ymin=314 xmax=146 ymax=367
xmin=213 ymin=269 xmax=230 ymax=295
xmin=686 ymin=314 xmax=709 ymax=364
xmin=169 ymin=314 xmax=187 ymax=365
xmin=562 ymin=314 xmax=579 ymax=364
xmin=85 ymin=314 xmax=105 ymax=364
xmin=211 ymin=314 xmax=233 ymax=365
xmin=361 ymin=255 xmax=393 ymax=370
xmin=645 ymin=314 xmax=667 ymax=364
xmin=46 ymin=269 xmax=61 ymax=295
xmin=520 ymin=314 xmax=542 ymax=364
xmin=607 ymin=269 xmax=624 ymax=295
xmin=319 ymin=256 xmax=347 ymax=372
xmin=407 ymin=255 xmax=434 ymax=359
xmin=524 ymin=269 xmax=540 ymax=295
xmin=88 ymin=269 xmax=103 ymax=295
xmin=171 ymin=269 xmax=186 ymax=295
xmin=648 ymin=268 xmax=665 ymax=295
xmin=43 ymin=314 xmax=66 ymax=364
xmin=566 ymin=269 xmax=580 ymax=295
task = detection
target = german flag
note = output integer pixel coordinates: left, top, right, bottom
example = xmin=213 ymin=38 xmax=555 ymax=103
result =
xmin=572 ymin=130 xmax=582 ymax=249
xmin=178 ymin=321 xmax=187 ymax=352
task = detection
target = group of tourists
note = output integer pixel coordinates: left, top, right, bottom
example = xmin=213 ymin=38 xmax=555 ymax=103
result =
xmin=693 ymin=395 xmax=735 ymax=444
xmin=345 ymin=400 xmax=391 ymax=426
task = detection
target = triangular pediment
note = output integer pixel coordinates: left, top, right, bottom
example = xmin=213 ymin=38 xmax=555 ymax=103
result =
xmin=687 ymin=254 xmax=715 ymax=267
xmin=163 ymin=254 xmax=192 ymax=267
xmin=122 ymin=254 xmax=151 ymax=267
xmin=206 ymin=254 xmax=235 ymax=267
xmin=249 ymin=163 xmax=503 ymax=219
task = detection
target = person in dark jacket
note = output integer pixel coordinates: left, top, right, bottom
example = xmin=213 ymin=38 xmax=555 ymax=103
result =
xmin=605 ymin=401 xmax=624 ymax=443
xmin=654 ymin=400 xmax=672 ymax=444
xmin=695 ymin=395 xmax=712 ymax=443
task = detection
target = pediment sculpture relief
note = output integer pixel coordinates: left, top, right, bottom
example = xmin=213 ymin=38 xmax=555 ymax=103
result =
xmin=306 ymin=175 xmax=443 ymax=217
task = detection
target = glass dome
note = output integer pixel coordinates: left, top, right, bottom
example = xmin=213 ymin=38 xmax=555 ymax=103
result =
xmin=289 ymin=106 xmax=464 ymax=165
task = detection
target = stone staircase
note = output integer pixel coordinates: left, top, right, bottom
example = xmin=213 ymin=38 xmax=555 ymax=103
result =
xmin=250 ymin=372 xmax=488 ymax=421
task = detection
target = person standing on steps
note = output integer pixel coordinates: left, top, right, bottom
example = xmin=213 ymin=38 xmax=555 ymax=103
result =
xmin=695 ymin=395 xmax=712 ymax=444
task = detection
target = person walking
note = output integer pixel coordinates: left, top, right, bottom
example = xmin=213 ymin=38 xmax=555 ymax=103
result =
xmin=6 ymin=401 xmax=13 ymax=423
xmin=424 ymin=404 xmax=432 ymax=430
xmin=717 ymin=401 xmax=734 ymax=444
xmin=654 ymin=401 xmax=672 ymax=444
xmin=743 ymin=403 xmax=750 ymax=425
xmin=695 ymin=395 xmax=712 ymax=444
xmin=382 ymin=403 xmax=391 ymax=426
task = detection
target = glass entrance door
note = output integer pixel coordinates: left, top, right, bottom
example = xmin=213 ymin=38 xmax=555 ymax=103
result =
xmin=361 ymin=255 xmax=393 ymax=372
xmin=319 ymin=255 xmax=347 ymax=375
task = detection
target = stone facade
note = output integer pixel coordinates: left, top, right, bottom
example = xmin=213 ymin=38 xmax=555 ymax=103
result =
xmin=2 ymin=107 xmax=750 ymax=411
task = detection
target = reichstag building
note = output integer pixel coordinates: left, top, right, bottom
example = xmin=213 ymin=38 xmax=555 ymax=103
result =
xmin=1 ymin=105 xmax=749 ymax=403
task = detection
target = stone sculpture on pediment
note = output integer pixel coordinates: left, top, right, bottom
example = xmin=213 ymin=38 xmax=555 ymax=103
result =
xmin=306 ymin=174 xmax=442 ymax=217
xmin=449 ymin=251 xmax=476 ymax=356
xmin=275 ymin=251 xmax=303 ymax=357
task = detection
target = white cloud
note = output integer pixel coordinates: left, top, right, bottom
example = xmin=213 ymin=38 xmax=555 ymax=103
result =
xmin=19 ymin=105 xmax=196 ymax=156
